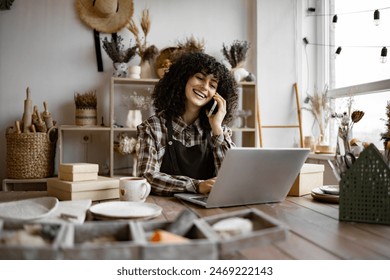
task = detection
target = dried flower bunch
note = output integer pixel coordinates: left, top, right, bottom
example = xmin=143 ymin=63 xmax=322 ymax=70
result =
xmin=222 ymin=40 xmax=250 ymax=68
xmin=102 ymin=35 xmax=137 ymax=63
xmin=302 ymin=85 xmax=332 ymax=138
xmin=381 ymin=101 xmax=390 ymax=161
xmin=381 ymin=101 xmax=390 ymax=142
xmin=122 ymin=91 xmax=150 ymax=110
xmin=115 ymin=132 xmax=138 ymax=155
xmin=155 ymin=36 xmax=205 ymax=76
xmin=332 ymin=97 xmax=365 ymax=152
xmin=128 ymin=9 xmax=158 ymax=63
xmin=74 ymin=91 xmax=97 ymax=109
xmin=176 ymin=36 xmax=205 ymax=53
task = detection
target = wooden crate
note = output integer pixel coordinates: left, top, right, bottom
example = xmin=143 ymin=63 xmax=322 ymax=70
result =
xmin=132 ymin=220 xmax=218 ymax=260
xmin=0 ymin=220 xmax=66 ymax=260
xmin=196 ymin=208 xmax=289 ymax=256
xmin=61 ymin=221 xmax=140 ymax=259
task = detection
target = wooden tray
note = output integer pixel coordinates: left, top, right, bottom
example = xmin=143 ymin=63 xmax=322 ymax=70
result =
xmin=132 ymin=220 xmax=218 ymax=260
xmin=0 ymin=220 xmax=66 ymax=260
xmin=61 ymin=221 xmax=140 ymax=260
xmin=196 ymin=208 xmax=289 ymax=256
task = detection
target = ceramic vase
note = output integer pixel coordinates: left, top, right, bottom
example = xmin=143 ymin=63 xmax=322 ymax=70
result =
xmin=128 ymin=65 xmax=141 ymax=79
xmin=126 ymin=109 xmax=142 ymax=129
xmin=113 ymin=62 xmax=128 ymax=77
xmin=140 ymin=60 xmax=157 ymax=79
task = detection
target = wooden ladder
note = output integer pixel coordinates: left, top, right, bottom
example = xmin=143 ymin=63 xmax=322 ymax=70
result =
xmin=256 ymin=83 xmax=303 ymax=147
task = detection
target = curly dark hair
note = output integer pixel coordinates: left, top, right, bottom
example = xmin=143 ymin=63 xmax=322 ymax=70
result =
xmin=152 ymin=52 xmax=238 ymax=130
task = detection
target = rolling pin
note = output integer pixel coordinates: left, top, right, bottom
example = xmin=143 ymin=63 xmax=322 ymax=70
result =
xmin=22 ymin=87 xmax=32 ymax=133
xmin=42 ymin=101 xmax=54 ymax=129
xmin=34 ymin=105 xmax=47 ymax=132
xmin=15 ymin=120 xmax=21 ymax=134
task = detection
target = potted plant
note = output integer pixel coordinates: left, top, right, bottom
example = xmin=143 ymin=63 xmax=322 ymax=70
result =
xmin=222 ymin=40 xmax=255 ymax=82
xmin=102 ymin=34 xmax=137 ymax=77
xmin=74 ymin=91 xmax=97 ymax=126
xmin=122 ymin=90 xmax=150 ymax=128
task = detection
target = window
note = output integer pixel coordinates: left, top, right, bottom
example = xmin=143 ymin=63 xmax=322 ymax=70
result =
xmin=327 ymin=0 xmax=390 ymax=149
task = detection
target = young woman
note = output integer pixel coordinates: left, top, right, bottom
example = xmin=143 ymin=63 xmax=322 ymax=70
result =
xmin=136 ymin=52 xmax=238 ymax=196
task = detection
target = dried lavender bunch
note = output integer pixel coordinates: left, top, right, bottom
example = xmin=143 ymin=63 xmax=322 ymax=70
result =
xmin=74 ymin=91 xmax=97 ymax=109
xmin=102 ymin=35 xmax=137 ymax=63
xmin=222 ymin=40 xmax=250 ymax=68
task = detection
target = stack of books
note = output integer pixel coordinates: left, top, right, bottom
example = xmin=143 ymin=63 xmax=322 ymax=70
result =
xmin=47 ymin=163 xmax=119 ymax=201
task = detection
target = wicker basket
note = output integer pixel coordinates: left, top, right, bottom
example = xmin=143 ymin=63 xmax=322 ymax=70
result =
xmin=75 ymin=108 xmax=97 ymax=126
xmin=6 ymin=127 xmax=58 ymax=179
xmin=339 ymin=144 xmax=390 ymax=225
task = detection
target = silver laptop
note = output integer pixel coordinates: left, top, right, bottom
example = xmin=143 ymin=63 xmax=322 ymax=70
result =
xmin=174 ymin=147 xmax=310 ymax=208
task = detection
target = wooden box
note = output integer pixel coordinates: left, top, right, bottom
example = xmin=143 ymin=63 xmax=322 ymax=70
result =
xmin=58 ymin=163 xmax=99 ymax=182
xmin=288 ymin=163 xmax=324 ymax=196
xmin=196 ymin=208 xmax=288 ymax=256
xmin=0 ymin=220 xmax=67 ymax=260
xmin=132 ymin=220 xmax=218 ymax=260
xmin=61 ymin=221 xmax=140 ymax=259
xmin=47 ymin=176 xmax=119 ymax=201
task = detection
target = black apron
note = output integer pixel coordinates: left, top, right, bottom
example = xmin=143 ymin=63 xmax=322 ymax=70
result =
xmin=160 ymin=118 xmax=215 ymax=180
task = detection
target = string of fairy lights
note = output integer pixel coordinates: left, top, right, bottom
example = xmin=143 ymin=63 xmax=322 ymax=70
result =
xmin=305 ymin=6 xmax=390 ymax=63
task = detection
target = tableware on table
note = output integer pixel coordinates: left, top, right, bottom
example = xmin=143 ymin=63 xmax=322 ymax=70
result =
xmin=319 ymin=185 xmax=339 ymax=195
xmin=0 ymin=197 xmax=59 ymax=221
xmin=311 ymin=187 xmax=339 ymax=203
xmin=88 ymin=201 xmax=162 ymax=220
xmin=119 ymin=177 xmax=151 ymax=202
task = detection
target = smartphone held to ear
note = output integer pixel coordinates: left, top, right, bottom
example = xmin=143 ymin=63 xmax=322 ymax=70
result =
xmin=207 ymin=100 xmax=218 ymax=117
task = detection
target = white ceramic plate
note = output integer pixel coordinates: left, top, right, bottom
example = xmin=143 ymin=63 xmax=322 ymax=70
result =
xmin=0 ymin=197 xmax=59 ymax=221
xmin=320 ymin=185 xmax=340 ymax=195
xmin=89 ymin=201 xmax=162 ymax=219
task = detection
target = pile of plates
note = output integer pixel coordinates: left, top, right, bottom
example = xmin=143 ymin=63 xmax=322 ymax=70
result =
xmin=311 ymin=185 xmax=339 ymax=203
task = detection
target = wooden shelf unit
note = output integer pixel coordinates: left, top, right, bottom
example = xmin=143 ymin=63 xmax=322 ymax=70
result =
xmin=59 ymin=77 xmax=259 ymax=177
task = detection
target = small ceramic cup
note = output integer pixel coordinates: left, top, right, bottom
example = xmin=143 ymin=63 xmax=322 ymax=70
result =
xmin=119 ymin=177 xmax=151 ymax=202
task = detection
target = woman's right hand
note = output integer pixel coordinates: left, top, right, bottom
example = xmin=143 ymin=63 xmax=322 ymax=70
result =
xmin=208 ymin=93 xmax=226 ymax=136
xmin=197 ymin=177 xmax=216 ymax=194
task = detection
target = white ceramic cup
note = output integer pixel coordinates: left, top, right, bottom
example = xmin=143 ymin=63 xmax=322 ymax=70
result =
xmin=119 ymin=177 xmax=151 ymax=202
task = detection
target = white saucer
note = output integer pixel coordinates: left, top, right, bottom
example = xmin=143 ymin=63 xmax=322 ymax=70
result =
xmin=0 ymin=197 xmax=59 ymax=221
xmin=89 ymin=201 xmax=162 ymax=220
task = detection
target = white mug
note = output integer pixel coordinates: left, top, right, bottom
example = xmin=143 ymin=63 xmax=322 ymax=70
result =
xmin=119 ymin=177 xmax=151 ymax=202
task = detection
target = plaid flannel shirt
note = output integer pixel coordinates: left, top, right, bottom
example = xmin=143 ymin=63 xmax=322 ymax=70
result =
xmin=136 ymin=113 xmax=235 ymax=196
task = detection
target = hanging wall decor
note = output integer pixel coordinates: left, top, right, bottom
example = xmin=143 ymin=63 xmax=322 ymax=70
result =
xmin=75 ymin=0 xmax=134 ymax=72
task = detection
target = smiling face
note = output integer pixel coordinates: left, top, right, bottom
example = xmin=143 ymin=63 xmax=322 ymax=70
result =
xmin=185 ymin=72 xmax=218 ymax=112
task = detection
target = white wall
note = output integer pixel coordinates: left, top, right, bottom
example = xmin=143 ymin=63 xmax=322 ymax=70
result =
xmin=0 ymin=0 xmax=314 ymax=182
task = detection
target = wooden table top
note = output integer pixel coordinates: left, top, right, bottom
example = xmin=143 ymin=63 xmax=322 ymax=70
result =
xmin=1 ymin=191 xmax=389 ymax=260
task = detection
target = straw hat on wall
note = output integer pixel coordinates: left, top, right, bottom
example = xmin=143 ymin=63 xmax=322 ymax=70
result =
xmin=76 ymin=0 xmax=134 ymax=33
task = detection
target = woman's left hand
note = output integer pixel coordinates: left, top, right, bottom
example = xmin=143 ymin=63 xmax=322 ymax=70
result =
xmin=208 ymin=93 xmax=226 ymax=135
